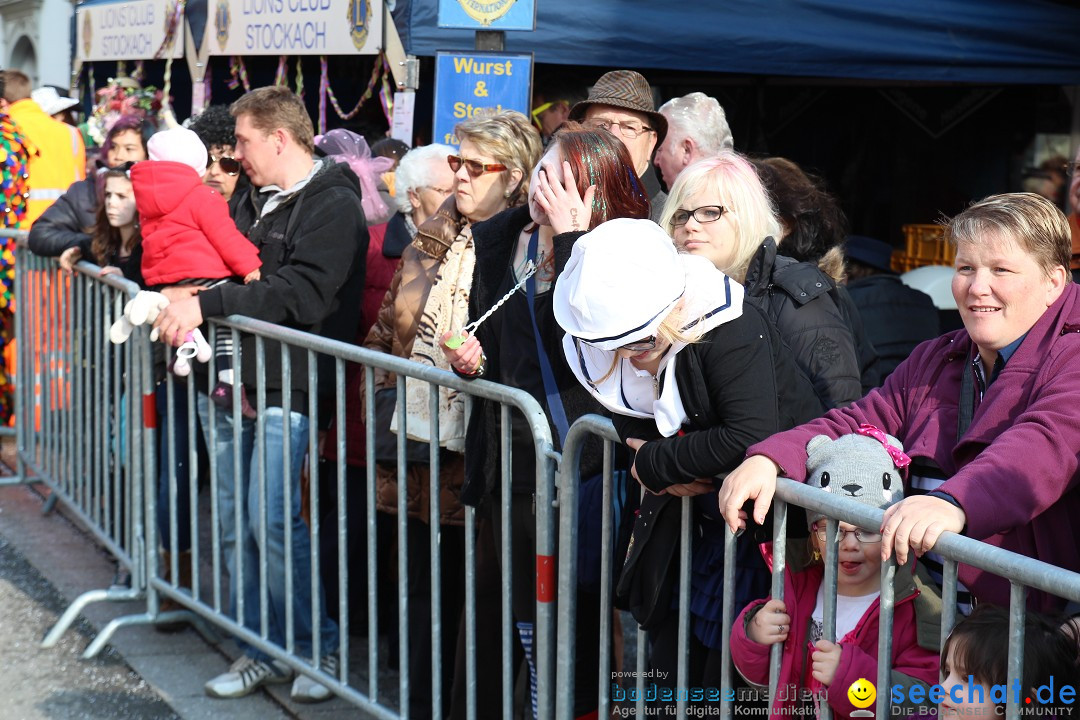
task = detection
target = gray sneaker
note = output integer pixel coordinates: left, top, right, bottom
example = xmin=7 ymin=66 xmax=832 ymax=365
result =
xmin=290 ymin=654 xmax=339 ymax=703
xmin=204 ymin=655 xmax=293 ymax=698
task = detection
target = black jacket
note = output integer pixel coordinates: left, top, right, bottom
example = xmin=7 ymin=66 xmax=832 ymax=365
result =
xmin=28 ymin=177 xmax=97 ymax=257
xmin=611 ymin=302 xmax=823 ymax=493
xmin=847 ymin=274 xmax=940 ymax=384
xmin=743 ymin=237 xmax=861 ymax=409
xmin=198 ymin=159 xmax=369 ymax=410
xmin=459 ymin=206 xmax=606 ymax=505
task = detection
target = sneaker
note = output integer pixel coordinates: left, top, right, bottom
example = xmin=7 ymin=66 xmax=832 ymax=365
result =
xmin=290 ymin=654 xmax=339 ymax=703
xmin=210 ymin=381 xmax=258 ymax=420
xmin=204 ymin=655 xmax=293 ymax=698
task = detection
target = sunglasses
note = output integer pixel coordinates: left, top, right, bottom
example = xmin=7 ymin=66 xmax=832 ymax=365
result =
xmin=447 ymin=155 xmax=507 ymax=178
xmin=619 ymin=335 xmax=659 ymax=353
xmin=207 ymin=154 xmax=241 ymax=176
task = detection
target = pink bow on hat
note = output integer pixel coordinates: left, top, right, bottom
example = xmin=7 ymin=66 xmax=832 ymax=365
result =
xmin=855 ymin=423 xmax=911 ymax=470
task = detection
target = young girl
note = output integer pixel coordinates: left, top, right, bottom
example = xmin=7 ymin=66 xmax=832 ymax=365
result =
xmin=730 ymin=430 xmax=940 ymax=718
xmin=939 ymin=606 xmax=1080 ymax=718
xmin=59 ymin=167 xmax=142 ymax=282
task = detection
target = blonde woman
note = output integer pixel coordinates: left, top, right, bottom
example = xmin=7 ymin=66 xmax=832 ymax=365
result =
xmin=362 ymin=110 xmax=541 ymax=720
xmin=660 ymin=151 xmax=861 ymax=409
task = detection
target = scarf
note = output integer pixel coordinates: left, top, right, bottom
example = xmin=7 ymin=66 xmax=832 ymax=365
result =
xmin=391 ymin=224 xmax=475 ymax=452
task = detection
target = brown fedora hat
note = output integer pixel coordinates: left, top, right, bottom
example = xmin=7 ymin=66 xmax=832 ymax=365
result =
xmin=569 ymin=70 xmax=667 ymax=145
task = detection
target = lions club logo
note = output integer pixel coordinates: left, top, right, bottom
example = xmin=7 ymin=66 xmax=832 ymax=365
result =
xmin=456 ymin=0 xmax=516 ymax=26
xmin=214 ymin=0 xmax=231 ymax=53
xmin=82 ymin=10 xmax=92 ymax=58
xmin=347 ymin=0 xmax=370 ymax=51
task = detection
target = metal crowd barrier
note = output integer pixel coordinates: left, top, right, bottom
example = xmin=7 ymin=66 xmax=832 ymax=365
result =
xmin=13 ymin=242 xmax=156 ymax=642
xmin=17 ymin=245 xmax=562 ymax=718
xmin=555 ymin=414 xmax=1080 ymax=720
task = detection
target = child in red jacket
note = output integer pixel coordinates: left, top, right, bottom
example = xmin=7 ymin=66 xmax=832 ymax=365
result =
xmin=730 ymin=428 xmax=941 ymax=718
xmin=131 ymin=126 xmax=261 ymax=413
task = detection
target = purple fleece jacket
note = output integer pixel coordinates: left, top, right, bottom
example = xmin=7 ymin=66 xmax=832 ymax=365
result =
xmin=748 ymin=282 xmax=1080 ymax=611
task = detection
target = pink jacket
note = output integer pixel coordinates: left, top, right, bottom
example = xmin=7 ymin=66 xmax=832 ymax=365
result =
xmin=747 ymin=282 xmax=1080 ymax=611
xmin=730 ymin=551 xmax=939 ymax=719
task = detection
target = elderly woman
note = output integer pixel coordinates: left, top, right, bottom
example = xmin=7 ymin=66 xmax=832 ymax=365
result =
xmin=362 ymin=112 xmax=540 ymax=720
xmin=382 ymin=143 xmax=455 ymax=258
xmin=661 ymin=152 xmax=861 ymax=409
xmin=440 ymin=122 xmax=650 ymax=718
xmin=29 ymin=114 xmax=154 ymax=257
xmin=719 ymin=192 xmax=1080 ymax=612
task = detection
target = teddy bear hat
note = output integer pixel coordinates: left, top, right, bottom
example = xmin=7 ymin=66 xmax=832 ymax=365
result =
xmin=805 ymin=424 xmax=910 ymax=528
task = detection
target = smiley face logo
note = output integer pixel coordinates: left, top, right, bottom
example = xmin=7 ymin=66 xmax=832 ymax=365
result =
xmin=847 ymin=678 xmax=876 ymax=709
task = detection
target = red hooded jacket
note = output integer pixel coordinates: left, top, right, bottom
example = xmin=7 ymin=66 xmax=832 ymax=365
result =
xmin=131 ymin=161 xmax=261 ymax=286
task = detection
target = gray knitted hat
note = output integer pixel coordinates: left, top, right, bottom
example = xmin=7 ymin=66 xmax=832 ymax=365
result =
xmin=805 ymin=425 xmax=909 ymax=527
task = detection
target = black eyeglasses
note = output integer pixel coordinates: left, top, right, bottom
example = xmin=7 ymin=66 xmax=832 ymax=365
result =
xmin=207 ymin=154 xmax=241 ymax=176
xmin=583 ymin=117 xmax=654 ymax=139
xmin=619 ymin=335 xmax=659 ymax=353
xmin=812 ymin=524 xmax=882 ymax=544
xmin=671 ymin=205 xmax=726 ymax=227
xmin=447 ymin=155 xmax=507 ymax=178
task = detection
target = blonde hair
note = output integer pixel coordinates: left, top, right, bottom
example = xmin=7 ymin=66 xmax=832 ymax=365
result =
xmin=659 ymin=152 xmax=782 ymax=283
xmin=230 ymin=86 xmax=315 ymax=154
xmin=454 ymin=110 xmax=542 ymax=207
xmin=946 ymin=192 xmax=1071 ymax=280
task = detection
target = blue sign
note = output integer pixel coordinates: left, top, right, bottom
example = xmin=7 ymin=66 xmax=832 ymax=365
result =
xmin=433 ymin=51 xmax=533 ymax=147
xmin=437 ymin=0 xmax=535 ymax=31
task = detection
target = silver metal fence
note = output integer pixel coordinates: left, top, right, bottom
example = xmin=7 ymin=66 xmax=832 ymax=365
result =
xmin=555 ymin=414 xmax=1080 ymax=720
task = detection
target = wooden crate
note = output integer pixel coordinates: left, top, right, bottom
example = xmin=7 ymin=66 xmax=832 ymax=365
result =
xmin=898 ymin=224 xmax=955 ymax=271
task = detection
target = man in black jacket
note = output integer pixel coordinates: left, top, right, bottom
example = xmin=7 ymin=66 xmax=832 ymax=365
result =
xmin=155 ymin=86 xmax=368 ymax=703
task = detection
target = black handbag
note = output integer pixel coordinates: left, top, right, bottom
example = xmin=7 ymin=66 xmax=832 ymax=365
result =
xmin=373 ymin=388 xmax=431 ymax=464
xmin=615 ymin=492 xmax=682 ymax=630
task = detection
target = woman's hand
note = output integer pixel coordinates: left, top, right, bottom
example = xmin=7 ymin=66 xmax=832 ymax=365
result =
xmin=810 ymin=640 xmax=842 ymax=686
xmin=439 ymin=330 xmax=485 ymax=375
xmin=535 ymin=160 xmax=595 ymax=235
xmin=880 ymin=495 xmax=966 ymax=565
xmin=748 ymin=598 xmax=791 ymax=646
xmin=625 ymin=437 xmax=714 ymax=496
xmin=717 ymin=454 xmax=782 ymax=533
xmin=58 ymin=246 xmax=82 ymax=274
xmin=99 ymin=266 xmax=121 ymax=277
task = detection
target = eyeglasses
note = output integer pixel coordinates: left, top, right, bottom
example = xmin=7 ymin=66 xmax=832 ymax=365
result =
xmin=1065 ymin=162 xmax=1080 ymax=178
xmin=207 ymin=154 xmax=241 ymax=176
xmin=619 ymin=336 xmax=659 ymax=353
xmin=812 ymin=525 xmax=882 ymax=544
xmin=671 ymin=205 xmax=726 ymax=227
xmin=420 ymin=185 xmax=453 ymax=196
xmin=447 ymin=155 xmax=507 ymax=178
xmin=583 ymin=117 xmax=654 ymax=140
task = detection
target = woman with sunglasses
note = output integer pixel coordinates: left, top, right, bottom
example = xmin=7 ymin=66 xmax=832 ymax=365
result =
xmin=439 ymin=122 xmax=650 ymax=718
xmin=552 ymin=218 xmax=822 ymax=699
xmin=189 ymin=105 xmax=248 ymax=205
xmin=661 ymin=152 xmax=862 ymax=410
xmin=360 ymin=111 xmax=540 ymax=720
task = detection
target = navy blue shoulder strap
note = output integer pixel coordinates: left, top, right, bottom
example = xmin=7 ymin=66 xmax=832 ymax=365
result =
xmin=525 ymin=229 xmax=570 ymax=447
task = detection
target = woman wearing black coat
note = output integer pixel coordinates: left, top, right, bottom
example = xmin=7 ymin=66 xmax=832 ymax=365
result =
xmin=553 ymin=218 xmax=823 ymax=693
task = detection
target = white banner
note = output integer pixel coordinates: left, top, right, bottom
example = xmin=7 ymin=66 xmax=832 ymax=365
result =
xmin=207 ymin=0 xmax=383 ymax=56
xmin=76 ymin=0 xmax=184 ymax=62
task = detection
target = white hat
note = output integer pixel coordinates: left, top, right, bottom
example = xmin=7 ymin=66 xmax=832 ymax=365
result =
xmin=554 ymin=218 xmax=686 ymax=351
xmin=147 ymin=127 xmax=208 ymax=177
xmin=31 ymin=87 xmax=79 ymax=116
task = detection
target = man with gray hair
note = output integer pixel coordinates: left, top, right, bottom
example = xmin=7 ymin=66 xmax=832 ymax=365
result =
xmin=654 ymin=92 xmax=734 ymax=188
xmin=384 ymin=143 xmax=455 ymax=257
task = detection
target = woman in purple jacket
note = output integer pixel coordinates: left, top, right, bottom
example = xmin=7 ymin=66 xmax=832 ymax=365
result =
xmin=718 ymin=192 xmax=1080 ymax=611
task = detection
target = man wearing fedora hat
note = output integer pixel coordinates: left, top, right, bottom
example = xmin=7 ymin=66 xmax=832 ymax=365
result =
xmin=844 ymin=234 xmax=939 ymax=384
xmin=569 ymin=69 xmax=667 ymax=221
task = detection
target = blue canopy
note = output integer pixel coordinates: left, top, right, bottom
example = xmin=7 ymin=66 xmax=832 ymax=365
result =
xmin=395 ymin=0 xmax=1080 ymax=84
